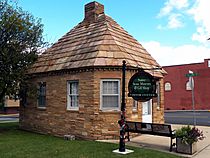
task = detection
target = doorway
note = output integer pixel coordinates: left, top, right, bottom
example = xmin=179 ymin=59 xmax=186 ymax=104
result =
xmin=142 ymin=99 xmax=152 ymax=123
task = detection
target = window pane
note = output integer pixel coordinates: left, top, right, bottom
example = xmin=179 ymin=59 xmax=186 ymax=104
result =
xmin=43 ymin=96 xmax=46 ymax=106
xmin=102 ymin=96 xmax=118 ymax=108
xmin=70 ymin=82 xmax=78 ymax=95
xmin=39 ymin=96 xmax=46 ymax=107
xmin=67 ymin=81 xmax=79 ymax=109
xmin=38 ymin=82 xmax=46 ymax=107
xmin=70 ymin=96 xmax=78 ymax=107
xmin=41 ymin=85 xmax=46 ymax=96
xmin=102 ymin=81 xmax=108 ymax=94
xmin=102 ymin=81 xmax=118 ymax=94
xmin=112 ymin=81 xmax=118 ymax=94
xmin=101 ymin=80 xmax=120 ymax=109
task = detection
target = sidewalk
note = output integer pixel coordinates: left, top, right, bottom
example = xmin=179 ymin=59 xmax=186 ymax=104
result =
xmin=0 ymin=113 xmax=19 ymax=123
xmin=99 ymin=124 xmax=210 ymax=158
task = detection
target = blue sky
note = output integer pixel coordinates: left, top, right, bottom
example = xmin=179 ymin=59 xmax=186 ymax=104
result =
xmin=18 ymin=0 xmax=210 ymax=66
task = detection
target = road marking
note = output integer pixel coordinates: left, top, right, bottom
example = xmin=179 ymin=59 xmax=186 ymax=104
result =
xmin=165 ymin=115 xmax=208 ymax=119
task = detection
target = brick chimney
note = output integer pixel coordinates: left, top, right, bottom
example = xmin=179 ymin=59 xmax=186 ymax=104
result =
xmin=84 ymin=1 xmax=104 ymax=23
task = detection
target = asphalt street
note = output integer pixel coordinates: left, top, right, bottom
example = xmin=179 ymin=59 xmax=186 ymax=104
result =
xmin=1 ymin=111 xmax=210 ymax=126
xmin=164 ymin=111 xmax=210 ymax=126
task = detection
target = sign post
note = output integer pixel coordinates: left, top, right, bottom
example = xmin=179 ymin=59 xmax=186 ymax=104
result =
xmin=185 ymin=71 xmax=198 ymax=127
xmin=119 ymin=60 xmax=126 ymax=152
xmin=113 ymin=60 xmax=134 ymax=154
xmin=112 ymin=60 xmax=134 ymax=155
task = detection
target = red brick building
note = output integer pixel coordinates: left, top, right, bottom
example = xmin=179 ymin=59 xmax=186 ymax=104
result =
xmin=163 ymin=59 xmax=210 ymax=110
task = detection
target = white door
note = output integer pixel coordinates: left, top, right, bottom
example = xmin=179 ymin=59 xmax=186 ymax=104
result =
xmin=142 ymin=99 xmax=152 ymax=123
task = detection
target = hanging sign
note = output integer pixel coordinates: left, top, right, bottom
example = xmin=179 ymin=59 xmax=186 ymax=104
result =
xmin=128 ymin=71 xmax=157 ymax=101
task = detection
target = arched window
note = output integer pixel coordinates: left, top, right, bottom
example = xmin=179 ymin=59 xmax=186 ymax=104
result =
xmin=186 ymin=81 xmax=192 ymax=91
xmin=164 ymin=82 xmax=171 ymax=91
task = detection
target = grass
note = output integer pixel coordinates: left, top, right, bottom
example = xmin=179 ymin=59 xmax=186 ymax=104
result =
xmin=0 ymin=122 xmax=182 ymax=158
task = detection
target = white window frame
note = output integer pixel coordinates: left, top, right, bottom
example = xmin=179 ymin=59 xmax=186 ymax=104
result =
xmin=100 ymin=79 xmax=120 ymax=111
xmin=67 ymin=80 xmax=79 ymax=110
xmin=208 ymin=60 xmax=210 ymax=67
xmin=164 ymin=82 xmax=171 ymax=91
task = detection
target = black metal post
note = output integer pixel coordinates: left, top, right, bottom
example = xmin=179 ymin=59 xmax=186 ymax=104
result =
xmin=121 ymin=60 xmax=126 ymax=112
xmin=119 ymin=60 xmax=126 ymax=152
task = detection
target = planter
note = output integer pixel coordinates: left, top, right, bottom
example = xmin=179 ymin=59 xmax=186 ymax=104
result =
xmin=176 ymin=138 xmax=197 ymax=155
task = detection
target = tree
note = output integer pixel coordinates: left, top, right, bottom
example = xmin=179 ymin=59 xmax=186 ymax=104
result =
xmin=0 ymin=0 xmax=47 ymax=103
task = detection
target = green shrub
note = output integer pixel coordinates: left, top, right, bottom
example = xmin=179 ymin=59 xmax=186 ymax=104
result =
xmin=175 ymin=125 xmax=205 ymax=144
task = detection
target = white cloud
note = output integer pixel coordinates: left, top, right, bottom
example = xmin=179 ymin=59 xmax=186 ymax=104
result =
xmin=170 ymin=0 xmax=189 ymax=9
xmin=157 ymin=0 xmax=188 ymax=29
xmin=158 ymin=0 xmax=189 ymax=17
xmin=157 ymin=0 xmax=210 ymax=44
xmin=168 ymin=14 xmax=184 ymax=29
xmin=192 ymin=27 xmax=207 ymax=44
xmin=187 ymin=0 xmax=210 ymax=43
xmin=158 ymin=3 xmax=172 ymax=17
xmin=157 ymin=14 xmax=184 ymax=30
xmin=142 ymin=41 xmax=210 ymax=66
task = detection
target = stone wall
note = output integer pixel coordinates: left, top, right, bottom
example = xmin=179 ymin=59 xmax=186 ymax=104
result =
xmin=20 ymin=69 xmax=164 ymax=140
xmin=20 ymin=71 xmax=95 ymax=138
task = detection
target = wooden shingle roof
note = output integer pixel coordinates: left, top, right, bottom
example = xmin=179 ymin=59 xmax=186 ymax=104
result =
xmin=29 ymin=2 xmax=166 ymax=77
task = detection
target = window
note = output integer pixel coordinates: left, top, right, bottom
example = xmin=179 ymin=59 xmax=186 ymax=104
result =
xmin=208 ymin=60 xmax=210 ymax=67
xmin=186 ymin=81 xmax=192 ymax=91
xmin=67 ymin=81 xmax=79 ymax=110
xmin=38 ymin=82 xmax=46 ymax=108
xmin=164 ymin=82 xmax=171 ymax=91
xmin=156 ymin=81 xmax=161 ymax=108
xmin=133 ymin=100 xmax=138 ymax=111
xmin=100 ymin=79 xmax=120 ymax=110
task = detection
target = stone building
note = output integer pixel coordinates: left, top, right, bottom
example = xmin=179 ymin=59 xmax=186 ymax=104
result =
xmin=20 ymin=1 xmax=166 ymax=140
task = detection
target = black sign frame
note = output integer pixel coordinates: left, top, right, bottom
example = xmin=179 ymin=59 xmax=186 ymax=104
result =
xmin=128 ymin=70 xmax=157 ymax=102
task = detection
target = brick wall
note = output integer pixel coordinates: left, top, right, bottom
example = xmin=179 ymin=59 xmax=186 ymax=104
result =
xmin=164 ymin=59 xmax=210 ymax=110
